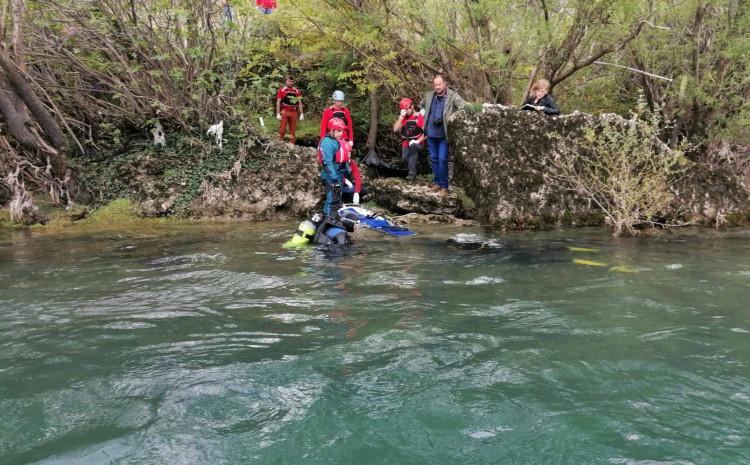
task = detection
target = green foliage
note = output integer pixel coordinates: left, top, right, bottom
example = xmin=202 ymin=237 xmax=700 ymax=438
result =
xmin=11 ymin=0 xmax=748 ymax=218
xmin=553 ymin=97 xmax=693 ymax=236
xmin=165 ymin=140 xmax=244 ymax=217
xmin=20 ymin=0 xmax=747 ymax=148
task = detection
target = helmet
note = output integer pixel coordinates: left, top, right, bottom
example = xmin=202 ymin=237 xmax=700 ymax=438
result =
xmin=327 ymin=117 xmax=347 ymax=131
xmin=332 ymin=90 xmax=345 ymax=101
xmin=399 ymin=98 xmax=413 ymax=110
xmin=339 ymin=211 xmax=359 ymax=233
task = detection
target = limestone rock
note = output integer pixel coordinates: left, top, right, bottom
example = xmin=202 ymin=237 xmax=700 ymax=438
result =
xmin=450 ymin=105 xmax=603 ymax=228
xmin=367 ymin=177 xmax=467 ymax=217
xmin=189 ymin=141 xmax=322 ymax=220
xmin=675 ymin=141 xmax=750 ymax=226
xmin=449 ymin=105 xmax=750 ymax=228
xmin=395 ymin=212 xmax=479 ymax=226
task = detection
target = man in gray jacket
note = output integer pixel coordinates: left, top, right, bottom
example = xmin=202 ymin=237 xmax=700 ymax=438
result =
xmin=421 ymin=74 xmax=466 ymax=197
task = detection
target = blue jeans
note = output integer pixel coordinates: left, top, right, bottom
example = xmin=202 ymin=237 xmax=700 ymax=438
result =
xmin=426 ymin=137 xmax=449 ymax=189
xmin=258 ymin=7 xmax=274 ymax=14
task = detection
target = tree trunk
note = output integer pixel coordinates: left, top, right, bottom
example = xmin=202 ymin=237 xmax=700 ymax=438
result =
xmin=0 ymin=74 xmax=40 ymax=149
xmin=10 ymin=0 xmax=25 ymax=64
xmin=0 ymin=51 xmax=68 ymax=152
xmin=366 ymin=85 xmax=379 ymax=149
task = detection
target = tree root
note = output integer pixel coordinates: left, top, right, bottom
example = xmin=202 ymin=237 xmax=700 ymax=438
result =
xmin=0 ymin=136 xmax=69 ymax=225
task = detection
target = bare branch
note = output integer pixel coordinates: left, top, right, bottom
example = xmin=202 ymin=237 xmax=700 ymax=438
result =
xmin=594 ymin=61 xmax=674 ymax=82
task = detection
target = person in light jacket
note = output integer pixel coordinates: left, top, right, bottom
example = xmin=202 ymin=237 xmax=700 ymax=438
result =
xmin=421 ymin=74 xmax=466 ymax=197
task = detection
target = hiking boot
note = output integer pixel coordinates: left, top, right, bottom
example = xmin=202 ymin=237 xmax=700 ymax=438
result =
xmin=430 ymin=184 xmax=441 ymax=192
xmin=437 ymin=188 xmax=449 ymax=198
xmin=406 ymin=174 xmax=416 ymax=182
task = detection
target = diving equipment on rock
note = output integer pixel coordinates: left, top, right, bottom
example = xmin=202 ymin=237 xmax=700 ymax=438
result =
xmin=337 ymin=206 xmax=417 ymax=237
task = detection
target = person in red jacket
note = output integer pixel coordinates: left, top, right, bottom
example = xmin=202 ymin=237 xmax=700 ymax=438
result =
xmin=320 ymin=90 xmax=354 ymax=148
xmin=256 ymin=0 xmax=277 ymax=14
xmin=392 ymin=98 xmax=425 ymax=181
xmin=276 ymin=76 xmax=304 ymax=144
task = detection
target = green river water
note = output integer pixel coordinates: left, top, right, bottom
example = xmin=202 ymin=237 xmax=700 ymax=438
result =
xmin=1 ymin=223 xmax=749 ymax=465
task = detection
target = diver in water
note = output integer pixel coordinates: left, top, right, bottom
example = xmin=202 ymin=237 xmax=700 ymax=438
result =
xmin=284 ymin=211 xmax=358 ymax=247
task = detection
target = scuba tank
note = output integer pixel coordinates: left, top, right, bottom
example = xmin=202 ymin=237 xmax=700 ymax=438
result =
xmin=283 ymin=220 xmax=317 ymax=248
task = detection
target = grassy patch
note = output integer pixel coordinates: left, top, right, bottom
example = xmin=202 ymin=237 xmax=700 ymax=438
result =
xmin=82 ymin=199 xmax=139 ymax=224
xmin=0 ymin=208 xmax=14 ymax=229
xmin=256 ymin=116 xmax=322 ymax=145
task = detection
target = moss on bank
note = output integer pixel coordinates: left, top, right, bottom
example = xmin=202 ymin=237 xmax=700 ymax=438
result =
xmin=69 ymin=126 xmax=261 ymax=216
xmin=0 ymin=209 xmax=17 ymax=229
xmin=16 ymin=199 xmax=191 ymax=235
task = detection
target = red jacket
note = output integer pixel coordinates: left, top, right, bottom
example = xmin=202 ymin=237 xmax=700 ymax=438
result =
xmin=346 ymin=159 xmax=362 ymax=193
xmin=256 ymin=0 xmax=277 ymax=8
xmin=399 ymin=113 xmax=425 ymax=148
xmin=320 ymin=106 xmax=354 ymax=143
xmin=276 ymin=86 xmax=301 ymax=110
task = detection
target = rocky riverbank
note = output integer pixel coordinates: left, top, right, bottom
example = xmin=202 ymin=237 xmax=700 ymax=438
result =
xmin=449 ymin=105 xmax=750 ymax=229
xmin=3 ymin=108 xmax=748 ymax=231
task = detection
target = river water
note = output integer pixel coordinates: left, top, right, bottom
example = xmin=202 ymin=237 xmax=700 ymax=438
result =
xmin=1 ymin=223 xmax=749 ymax=465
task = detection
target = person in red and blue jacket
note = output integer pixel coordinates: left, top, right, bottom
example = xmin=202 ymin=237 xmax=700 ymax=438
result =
xmin=318 ymin=118 xmax=360 ymax=216
xmin=320 ymin=90 xmax=354 ymax=148
xmin=392 ymin=97 xmax=425 ymax=181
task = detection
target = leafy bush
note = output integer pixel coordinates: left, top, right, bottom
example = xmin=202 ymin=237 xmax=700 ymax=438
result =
xmin=553 ymin=99 xmax=693 ymax=236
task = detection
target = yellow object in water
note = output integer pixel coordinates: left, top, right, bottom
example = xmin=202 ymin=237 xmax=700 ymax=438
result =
xmin=568 ymin=246 xmax=600 ymax=253
xmin=573 ymin=258 xmax=608 ymax=267
xmin=283 ymin=236 xmax=309 ymax=248
xmin=283 ymin=220 xmax=316 ymax=248
xmin=609 ymin=266 xmax=637 ymax=273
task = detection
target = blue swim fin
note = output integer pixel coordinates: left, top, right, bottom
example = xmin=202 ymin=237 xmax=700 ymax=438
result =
xmin=339 ymin=206 xmax=417 ymax=237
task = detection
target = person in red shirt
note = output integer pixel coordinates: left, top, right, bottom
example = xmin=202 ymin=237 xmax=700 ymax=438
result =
xmin=392 ymin=98 xmax=425 ymax=181
xmin=276 ymin=76 xmax=304 ymax=144
xmin=320 ymin=90 xmax=354 ymax=148
xmin=256 ymin=0 xmax=277 ymax=14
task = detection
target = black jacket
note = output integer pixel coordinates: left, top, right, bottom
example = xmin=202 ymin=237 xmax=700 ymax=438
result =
xmin=523 ymin=94 xmax=560 ymax=115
